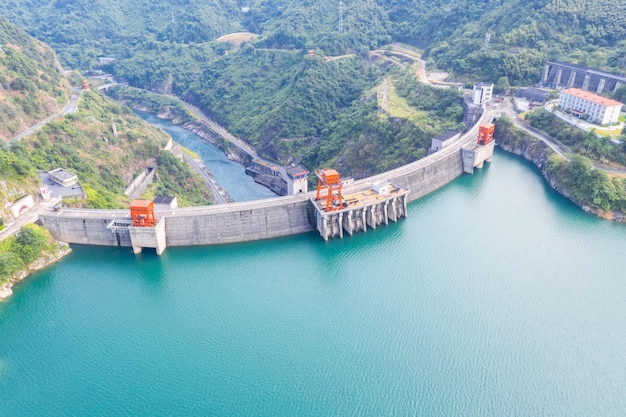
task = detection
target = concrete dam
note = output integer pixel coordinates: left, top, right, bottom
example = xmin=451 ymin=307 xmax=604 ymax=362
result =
xmin=39 ymin=111 xmax=494 ymax=253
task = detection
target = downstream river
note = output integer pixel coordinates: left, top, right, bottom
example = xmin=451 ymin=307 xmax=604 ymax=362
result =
xmin=136 ymin=111 xmax=277 ymax=202
xmin=1 ymin=145 xmax=626 ymax=415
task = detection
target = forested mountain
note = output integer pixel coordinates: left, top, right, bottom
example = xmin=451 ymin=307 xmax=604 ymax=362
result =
xmin=0 ymin=15 xmax=70 ymax=140
xmin=0 ymin=16 xmax=212 ymax=211
xmin=0 ymin=0 xmax=242 ymax=68
xmin=3 ymin=0 xmax=625 ymax=83
xmin=2 ymin=0 xmax=625 ymax=181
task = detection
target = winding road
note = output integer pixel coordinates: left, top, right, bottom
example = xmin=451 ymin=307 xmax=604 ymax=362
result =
xmin=9 ymin=89 xmax=81 ymax=145
xmin=500 ymin=97 xmax=626 ymax=175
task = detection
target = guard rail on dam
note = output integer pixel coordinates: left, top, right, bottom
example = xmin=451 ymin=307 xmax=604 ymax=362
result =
xmin=38 ymin=110 xmax=493 ymax=251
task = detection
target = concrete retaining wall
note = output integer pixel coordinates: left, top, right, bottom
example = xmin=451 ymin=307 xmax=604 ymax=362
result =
xmin=163 ymin=198 xmax=312 ymax=246
xmin=123 ymin=168 xmax=155 ymax=199
xmin=40 ymin=214 xmax=132 ymax=247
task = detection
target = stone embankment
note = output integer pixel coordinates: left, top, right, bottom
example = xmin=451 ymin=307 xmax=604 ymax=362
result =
xmin=180 ymin=121 xmax=247 ymax=164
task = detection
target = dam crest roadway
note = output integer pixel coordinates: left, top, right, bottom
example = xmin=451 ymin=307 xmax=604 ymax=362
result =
xmin=38 ymin=109 xmax=495 ymax=253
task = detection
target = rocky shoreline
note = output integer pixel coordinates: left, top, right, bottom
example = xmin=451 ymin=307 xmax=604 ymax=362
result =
xmin=495 ymin=120 xmax=626 ymax=223
xmin=0 ymin=243 xmax=72 ymax=301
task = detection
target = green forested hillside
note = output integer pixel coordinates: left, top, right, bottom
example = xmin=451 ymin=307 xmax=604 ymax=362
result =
xmin=0 ymin=15 xmax=70 ymax=140
xmin=3 ymin=0 xmax=625 ymax=184
xmin=2 ymin=0 xmax=625 ymax=83
xmin=191 ymin=49 xmax=369 ymax=160
xmin=0 ymin=16 xmax=212 ymax=211
xmin=413 ymin=0 xmax=626 ymax=83
xmin=1 ymin=90 xmax=213 ymax=209
xmin=0 ymin=0 xmax=242 ymax=68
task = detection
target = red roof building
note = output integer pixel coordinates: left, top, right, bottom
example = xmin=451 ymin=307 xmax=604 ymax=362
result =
xmin=559 ymin=88 xmax=623 ymax=125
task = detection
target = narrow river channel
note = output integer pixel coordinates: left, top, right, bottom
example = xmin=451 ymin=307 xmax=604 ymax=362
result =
xmin=135 ymin=110 xmax=278 ymax=202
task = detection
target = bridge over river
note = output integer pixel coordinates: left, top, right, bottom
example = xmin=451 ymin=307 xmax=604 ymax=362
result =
xmin=39 ymin=109 xmax=494 ymax=253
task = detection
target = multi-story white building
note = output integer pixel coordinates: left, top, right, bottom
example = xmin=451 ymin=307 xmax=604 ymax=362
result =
xmin=559 ymin=88 xmax=623 ymax=125
xmin=472 ymin=82 xmax=493 ymax=106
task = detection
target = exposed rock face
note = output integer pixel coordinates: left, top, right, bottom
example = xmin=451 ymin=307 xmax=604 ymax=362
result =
xmin=495 ymin=120 xmax=625 ymax=222
xmin=0 ymin=283 xmax=12 ymax=299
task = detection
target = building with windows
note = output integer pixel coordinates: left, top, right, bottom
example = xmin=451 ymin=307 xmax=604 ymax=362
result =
xmin=559 ymin=88 xmax=623 ymax=125
xmin=472 ymin=82 xmax=493 ymax=106
xmin=286 ymin=165 xmax=309 ymax=195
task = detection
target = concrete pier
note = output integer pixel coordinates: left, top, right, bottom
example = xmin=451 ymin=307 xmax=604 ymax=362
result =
xmin=311 ymin=183 xmax=408 ymax=241
xmin=582 ymin=74 xmax=591 ymax=91
xmin=555 ymin=67 xmax=562 ymax=87
xmin=128 ymin=219 xmax=167 ymax=255
xmin=461 ymin=141 xmax=495 ymax=174
xmin=597 ymin=78 xmax=606 ymax=94
xmin=567 ymin=70 xmax=576 ymax=88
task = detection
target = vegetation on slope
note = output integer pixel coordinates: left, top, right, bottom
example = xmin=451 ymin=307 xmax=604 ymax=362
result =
xmin=525 ymin=109 xmax=626 ymax=166
xmin=0 ymin=0 xmax=242 ymax=69
xmin=0 ymin=223 xmax=59 ymax=283
xmin=3 ymin=0 xmax=626 ymax=87
xmin=0 ymin=15 xmax=70 ymax=140
xmin=390 ymin=0 xmax=626 ymax=83
xmin=495 ymin=117 xmax=626 ymax=216
xmin=21 ymin=90 xmax=212 ymax=208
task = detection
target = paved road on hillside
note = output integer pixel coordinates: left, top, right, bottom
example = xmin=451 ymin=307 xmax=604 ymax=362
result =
xmin=9 ymin=90 xmax=81 ymax=145
xmin=500 ymin=97 xmax=570 ymax=158
xmin=183 ymin=153 xmax=228 ymax=204
xmin=500 ymin=97 xmax=626 ymax=175
xmin=0 ymin=198 xmax=61 ymax=241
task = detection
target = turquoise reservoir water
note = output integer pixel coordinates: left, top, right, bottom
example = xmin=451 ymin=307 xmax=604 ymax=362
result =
xmin=135 ymin=110 xmax=277 ymax=202
xmin=1 ymin=150 xmax=626 ymax=416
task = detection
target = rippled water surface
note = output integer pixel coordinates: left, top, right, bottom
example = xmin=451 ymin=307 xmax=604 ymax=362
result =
xmin=1 ymin=150 xmax=626 ymax=416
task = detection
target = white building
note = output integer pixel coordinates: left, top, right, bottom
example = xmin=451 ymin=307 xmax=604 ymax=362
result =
xmin=286 ymin=165 xmax=309 ymax=195
xmin=431 ymin=130 xmax=461 ymax=152
xmin=559 ymin=88 xmax=622 ymax=125
xmin=371 ymin=181 xmax=388 ymax=194
xmin=10 ymin=195 xmax=34 ymax=219
xmin=48 ymin=168 xmax=78 ymax=187
xmin=472 ymin=82 xmax=493 ymax=106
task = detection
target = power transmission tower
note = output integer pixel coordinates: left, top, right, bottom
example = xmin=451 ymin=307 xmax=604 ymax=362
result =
xmin=338 ymin=1 xmax=344 ymax=35
xmin=484 ymin=32 xmax=491 ymax=50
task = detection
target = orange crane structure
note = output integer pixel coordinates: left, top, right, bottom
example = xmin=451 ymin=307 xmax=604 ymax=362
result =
xmin=130 ymin=200 xmax=157 ymax=227
xmin=478 ymin=123 xmax=495 ymax=145
xmin=315 ymin=168 xmax=344 ymax=212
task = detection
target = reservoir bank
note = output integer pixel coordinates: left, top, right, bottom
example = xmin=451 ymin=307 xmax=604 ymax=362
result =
xmin=1 ymin=149 xmax=625 ymax=416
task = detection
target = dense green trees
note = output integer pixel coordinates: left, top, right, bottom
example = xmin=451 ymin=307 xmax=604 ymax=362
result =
xmin=548 ymin=155 xmax=626 ymax=213
xmin=495 ymin=116 xmax=626 ymax=215
xmin=3 ymin=0 xmax=625 ymax=86
xmin=526 ymin=109 xmax=626 ymax=165
xmin=0 ymin=16 xmax=70 ymax=140
xmin=0 ymin=224 xmax=54 ymax=282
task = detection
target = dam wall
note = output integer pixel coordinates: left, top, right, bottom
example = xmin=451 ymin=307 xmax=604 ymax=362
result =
xmin=38 ymin=111 xmax=490 ymax=248
xmin=39 ymin=146 xmax=465 ymax=248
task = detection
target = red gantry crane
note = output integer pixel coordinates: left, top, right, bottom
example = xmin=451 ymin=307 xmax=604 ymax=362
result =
xmin=130 ymin=200 xmax=157 ymax=227
xmin=315 ymin=168 xmax=344 ymax=212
